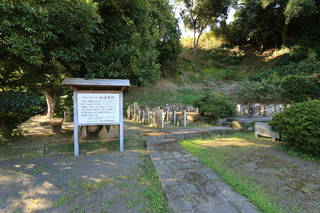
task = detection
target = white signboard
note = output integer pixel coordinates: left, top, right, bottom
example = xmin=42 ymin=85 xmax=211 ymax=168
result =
xmin=77 ymin=93 xmax=120 ymax=125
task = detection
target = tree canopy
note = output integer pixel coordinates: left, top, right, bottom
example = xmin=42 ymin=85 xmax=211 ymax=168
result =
xmin=0 ymin=0 xmax=181 ymax=117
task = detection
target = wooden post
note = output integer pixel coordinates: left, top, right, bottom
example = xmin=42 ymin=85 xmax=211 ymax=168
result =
xmin=120 ymin=91 xmax=124 ymax=152
xmin=73 ymin=90 xmax=79 ymax=156
xmin=183 ymin=110 xmax=187 ymax=127
xmin=147 ymin=108 xmax=150 ymax=125
xmin=173 ymin=111 xmax=177 ymax=126
xmin=161 ymin=109 xmax=164 ymax=129
xmin=142 ymin=109 xmax=145 ymax=124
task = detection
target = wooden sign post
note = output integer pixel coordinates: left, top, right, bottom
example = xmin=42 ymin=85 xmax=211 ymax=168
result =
xmin=62 ymin=78 xmax=130 ymax=156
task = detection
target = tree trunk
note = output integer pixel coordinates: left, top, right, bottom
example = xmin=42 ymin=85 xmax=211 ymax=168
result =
xmin=281 ymin=24 xmax=288 ymax=46
xmin=195 ymin=32 xmax=201 ymax=49
xmin=193 ymin=29 xmax=197 ymax=49
xmin=44 ymin=90 xmax=56 ymax=119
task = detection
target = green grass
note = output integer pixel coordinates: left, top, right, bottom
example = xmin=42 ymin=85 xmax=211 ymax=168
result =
xmin=275 ymin=146 xmax=320 ymax=163
xmin=0 ymin=139 xmax=135 ymax=161
xmin=138 ymin=155 xmax=172 ymax=213
xmin=179 ymin=134 xmax=282 ymax=213
xmin=125 ymin=88 xmax=207 ymax=107
xmin=201 ymin=67 xmax=246 ymax=81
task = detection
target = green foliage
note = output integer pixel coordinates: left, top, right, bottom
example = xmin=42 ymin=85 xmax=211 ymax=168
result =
xmin=210 ymin=48 xmax=243 ymax=65
xmin=84 ymin=0 xmax=181 ymax=85
xmin=139 ymin=155 xmax=172 ymax=213
xmin=283 ymin=0 xmax=316 ymax=24
xmin=288 ymin=45 xmax=310 ymax=62
xmin=1 ymin=0 xmax=181 ymax=117
xmin=280 ymin=75 xmax=320 ymax=102
xmin=0 ymin=92 xmax=46 ymax=137
xmin=201 ymin=67 xmax=245 ymax=81
xmin=0 ymin=131 xmax=8 ymax=146
xmin=125 ymin=88 xmax=207 ymax=107
xmin=271 ymin=100 xmax=320 ymax=157
xmin=246 ymin=55 xmax=320 ymax=103
xmin=196 ymin=92 xmax=236 ymax=121
xmin=237 ymin=80 xmax=281 ymax=103
xmin=179 ymin=0 xmax=231 ymax=48
xmin=220 ymin=0 xmax=320 ymax=50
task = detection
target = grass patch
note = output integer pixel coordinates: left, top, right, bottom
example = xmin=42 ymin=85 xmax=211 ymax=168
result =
xmin=179 ymin=133 xmax=282 ymax=213
xmin=138 ymin=155 xmax=172 ymax=213
xmin=275 ymin=146 xmax=320 ymax=163
xmin=201 ymin=67 xmax=245 ymax=81
xmin=0 ymin=139 xmax=136 ymax=161
xmin=125 ymin=88 xmax=207 ymax=107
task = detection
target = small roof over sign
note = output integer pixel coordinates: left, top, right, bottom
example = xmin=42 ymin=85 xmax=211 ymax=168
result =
xmin=62 ymin=78 xmax=130 ymax=88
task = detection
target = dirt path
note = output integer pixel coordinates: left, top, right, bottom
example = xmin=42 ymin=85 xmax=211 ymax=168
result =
xmin=0 ymin=120 xmax=170 ymax=213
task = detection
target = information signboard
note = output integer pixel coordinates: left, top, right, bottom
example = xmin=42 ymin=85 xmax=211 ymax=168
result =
xmin=77 ymin=93 xmax=120 ymax=125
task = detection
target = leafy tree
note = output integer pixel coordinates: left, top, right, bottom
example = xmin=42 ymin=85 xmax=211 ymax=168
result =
xmin=221 ymin=0 xmax=319 ymax=49
xmin=1 ymin=0 xmax=181 ymax=119
xmin=86 ymin=0 xmax=181 ymax=83
xmin=0 ymin=0 xmax=101 ymax=117
xmin=178 ymin=0 xmax=231 ymax=49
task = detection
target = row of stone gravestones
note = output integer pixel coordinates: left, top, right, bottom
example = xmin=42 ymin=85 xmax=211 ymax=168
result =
xmin=127 ymin=103 xmax=200 ymax=128
xmin=236 ymin=104 xmax=290 ymax=117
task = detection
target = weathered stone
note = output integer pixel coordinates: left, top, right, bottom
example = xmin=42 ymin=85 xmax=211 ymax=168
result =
xmin=107 ymin=125 xmax=119 ymax=139
xmin=145 ymin=129 xmax=259 ymax=213
xmin=98 ymin=125 xmax=108 ymax=139
xmin=255 ymin=122 xmax=279 ymax=140
xmin=231 ymin=121 xmax=242 ymax=129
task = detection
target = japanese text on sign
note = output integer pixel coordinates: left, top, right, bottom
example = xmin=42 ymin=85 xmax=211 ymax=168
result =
xmin=77 ymin=93 xmax=120 ymax=125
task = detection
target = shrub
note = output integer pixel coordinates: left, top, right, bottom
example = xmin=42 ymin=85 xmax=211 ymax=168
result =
xmin=196 ymin=92 xmax=236 ymax=121
xmin=249 ymin=58 xmax=320 ymax=81
xmin=236 ymin=79 xmax=281 ymax=103
xmin=0 ymin=92 xmax=46 ymax=137
xmin=289 ymin=45 xmax=309 ymax=62
xmin=271 ymin=100 xmax=320 ymax=157
xmin=210 ymin=48 xmax=243 ymax=65
xmin=280 ymin=75 xmax=320 ymax=102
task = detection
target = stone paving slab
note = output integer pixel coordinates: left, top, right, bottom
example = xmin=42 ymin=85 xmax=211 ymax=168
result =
xmin=145 ymin=127 xmax=259 ymax=213
xmin=145 ymin=126 xmax=237 ymax=146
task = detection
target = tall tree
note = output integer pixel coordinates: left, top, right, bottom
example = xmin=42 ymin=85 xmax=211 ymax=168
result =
xmin=178 ymin=0 xmax=231 ymax=49
xmin=0 ymin=0 xmax=101 ymax=117
xmin=1 ymin=0 xmax=181 ymax=118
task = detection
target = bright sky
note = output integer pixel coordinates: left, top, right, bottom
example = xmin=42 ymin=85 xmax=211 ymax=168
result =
xmin=169 ymin=0 xmax=236 ymax=38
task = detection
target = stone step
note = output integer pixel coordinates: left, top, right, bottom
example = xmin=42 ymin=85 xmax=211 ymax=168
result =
xmin=145 ymin=138 xmax=177 ymax=150
xmin=146 ymin=126 xmax=237 ymax=141
xmin=147 ymin=143 xmax=258 ymax=213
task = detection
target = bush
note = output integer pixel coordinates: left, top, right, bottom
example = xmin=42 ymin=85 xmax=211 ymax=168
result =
xmin=0 ymin=92 xmax=46 ymax=137
xmin=280 ymin=75 xmax=320 ymax=102
xmin=196 ymin=92 xmax=236 ymax=121
xmin=236 ymin=79 xmax=281 ymax=103
xmin=271 ymin=100 xmax=320 ymax=157
xmin=249 ymin=58 xmax=320 ymax=81
xmin=289 ymin=45 xmax=309 ymax=62
xmin=210 ymin=48 xmax=243 ymax=65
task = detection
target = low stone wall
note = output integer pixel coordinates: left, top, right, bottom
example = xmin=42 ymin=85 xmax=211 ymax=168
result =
xmin=236 ymin=103 xmax=290 ymax=117
xmin=127 ymin=103 xmax=200 ymax=128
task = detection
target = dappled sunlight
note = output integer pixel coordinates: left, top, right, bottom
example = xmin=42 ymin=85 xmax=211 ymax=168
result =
xmin=142 ymin=132 xmax=170 ymax=136
xmin=22 ymin=197 xmax=53 ymax=213
xmin=195 ymin=137 xmax=273 ymax=149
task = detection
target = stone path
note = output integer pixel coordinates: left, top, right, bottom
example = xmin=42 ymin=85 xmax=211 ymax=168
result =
xmin=145 ymin=127 xmax=259 ymax=213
